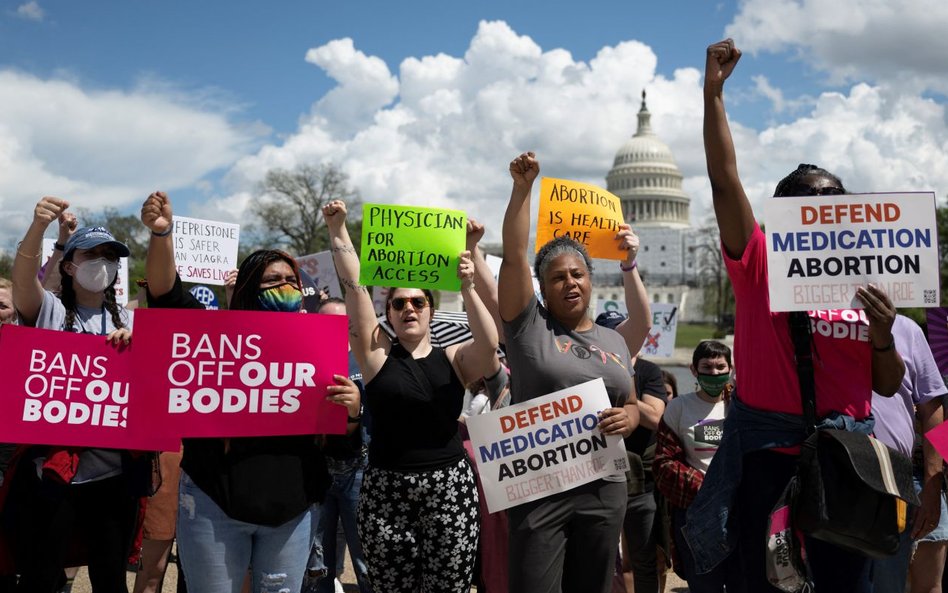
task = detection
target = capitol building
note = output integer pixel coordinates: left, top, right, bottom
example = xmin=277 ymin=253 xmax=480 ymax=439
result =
xmin=590 ymin=91 xmax=709 ymax=322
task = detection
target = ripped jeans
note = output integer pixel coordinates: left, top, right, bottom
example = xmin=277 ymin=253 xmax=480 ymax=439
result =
xmin=176 ymin=471 xmax=312 ymax=593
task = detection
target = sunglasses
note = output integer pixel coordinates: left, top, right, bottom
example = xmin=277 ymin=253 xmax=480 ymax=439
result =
xmin=790 ymin=185 xmax=845 ymax=196
xmin=390 ymin=296 xmax=429 ymax=312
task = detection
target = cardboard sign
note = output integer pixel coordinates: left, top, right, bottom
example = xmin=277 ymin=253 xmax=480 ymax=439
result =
xmin=296 ymin=251 xmax=342 ymax=299
xmin=172 ymin=216 xmax=240 ymax=286
xmin=42 ymin=238 xmax=130 ymax=306
xmin=359 ymin=203 xmax=466 ymax=291
xmin=926 ymin=308 xmax=948 ymax=376
xmin=594 ymin=299 xmax=678 ymax=357
xmin=536 ymin=177 xmax=625 ymax=260
xmin=466 ymin=378 xmax=628 ymax=513
xmin=764 ymin=193 xmax=939 ymax=312
xmin=132 ymin=308 xmax=348 ymax=440
xmin=0 ymin=325 xmax=172 ymax=450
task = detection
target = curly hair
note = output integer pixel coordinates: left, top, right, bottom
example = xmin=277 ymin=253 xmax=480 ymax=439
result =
xmin=773 ymin=163 xmax=846 ymax=198
xmin=533 ymin=236 xmax=593 ymax=284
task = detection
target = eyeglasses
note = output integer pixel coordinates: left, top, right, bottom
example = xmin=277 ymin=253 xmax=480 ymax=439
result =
xmin=790 ymin=185 xmax=846 ymax=196
xmin=390 ymin=296 xmax=429 ymax=311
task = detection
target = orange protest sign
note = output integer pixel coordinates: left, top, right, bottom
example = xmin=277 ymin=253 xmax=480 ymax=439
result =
xmin=535 ymin=177 xmax=625 ymax=260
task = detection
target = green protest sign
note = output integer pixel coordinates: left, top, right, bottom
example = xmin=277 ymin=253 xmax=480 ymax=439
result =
xmin=359 ymin=203 xmax=467 ymax=291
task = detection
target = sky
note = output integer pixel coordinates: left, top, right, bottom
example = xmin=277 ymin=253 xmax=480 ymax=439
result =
xmin=1 ymin=0 xmax=947 ymax=251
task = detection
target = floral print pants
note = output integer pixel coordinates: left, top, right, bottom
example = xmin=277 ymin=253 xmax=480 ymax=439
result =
xmin=357 ymin=458 xmax=480 ymax=593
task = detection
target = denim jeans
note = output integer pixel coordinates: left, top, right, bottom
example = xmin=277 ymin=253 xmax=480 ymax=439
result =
xmin=311 ymin=456 xmax=372 ymax=593
xmin=176 ymin=471 xmax=312 ymax=593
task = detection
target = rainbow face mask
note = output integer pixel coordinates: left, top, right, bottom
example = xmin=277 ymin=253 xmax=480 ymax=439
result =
xmin=257 ymin=283 xmax=303 ymax=313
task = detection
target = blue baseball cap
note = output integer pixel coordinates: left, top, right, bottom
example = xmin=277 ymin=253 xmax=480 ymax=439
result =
xmin=63 ymin=226 xmax=130 ymax=258
xmin=595 ymin=310 xmax=627 ymax=330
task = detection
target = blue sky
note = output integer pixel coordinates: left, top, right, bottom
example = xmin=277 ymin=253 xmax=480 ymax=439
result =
xmin=1 ymin=0 xmax=946 ymax=249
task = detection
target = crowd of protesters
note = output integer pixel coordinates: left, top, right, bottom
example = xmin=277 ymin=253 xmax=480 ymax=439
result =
xmin=0 ymin=37 xmax=946 ymax=593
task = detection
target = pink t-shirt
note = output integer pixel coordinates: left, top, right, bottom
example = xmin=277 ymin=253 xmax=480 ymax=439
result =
xmin=725 ymin=224 xmax=872 ymax=419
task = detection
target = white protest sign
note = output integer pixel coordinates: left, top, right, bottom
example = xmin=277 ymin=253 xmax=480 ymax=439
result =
xmin=765 ymin=192 xmax=939 ymax=312
xmin=594 ymin=299 xmax=678 ymax=357
xmin=43 ymin=238 xmax=129 ymax=305
xmin=172 ymin=216 xmax=240 ymax=286
xmin=296 ymin=251 xmax=342 ymax=299
xmin=466 ymin=378 xmax=628 ymax=513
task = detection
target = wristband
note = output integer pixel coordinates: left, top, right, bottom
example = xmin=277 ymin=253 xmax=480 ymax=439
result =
xmin=151 ymin=227 xmax=172 ymax=238
xmin=347 ymin=414 xmax=362 ymax=423
xmin=53 ymin=242 xmax=65 ymax=251
xmin=872 ymin=337 xmax=895 ymax=352
xmin=619 ymin=260 xmax=637 ymax=272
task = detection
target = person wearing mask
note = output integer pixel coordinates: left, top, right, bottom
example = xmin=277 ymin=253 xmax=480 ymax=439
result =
xmin=323 ymin=199 xmax=499 ymax=593
xmin=499 ymin=151 xmax=640 ymax=593
xmin=695 ymin=38 xmax=904 ymax=592
xmin=8 ymin=197 xmax=144 ymax=592
xmin=141 ymin=191 xmax=355 ymax=593
xmin=654 ymin=341 xmax=739 ymax=592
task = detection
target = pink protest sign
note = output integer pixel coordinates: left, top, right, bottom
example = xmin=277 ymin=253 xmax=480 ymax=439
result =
xmin=925 ymin=421 xmax=948 ymax=464
xmin=926 ymin=308 xmax=948 ymax=376
xmin=0 ymin=324 xmax=172 ymax=450
xmin=132 ymin=308 xmax=348 ymax=439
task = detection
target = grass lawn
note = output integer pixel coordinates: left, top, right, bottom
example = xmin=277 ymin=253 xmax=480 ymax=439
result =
xmin=675 ymin=323 xmax=719 ymax=350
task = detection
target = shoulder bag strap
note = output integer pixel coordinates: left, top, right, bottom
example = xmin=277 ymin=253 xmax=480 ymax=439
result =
xmin=788 ymin=311 xmax=818 ymax=435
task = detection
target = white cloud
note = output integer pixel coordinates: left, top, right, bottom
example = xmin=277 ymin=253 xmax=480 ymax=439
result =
xmin=197 ymin=19 xmax=948 ymax=250
xmin=0 ymin=71 xmax=259 ymax=247
xmin=210 ymin=20 xmax=705 ymax=244
xmin=726 ymin=0 xmax=948 ymax=94
xmin=15 ymin=1 xmax=44 ymax=21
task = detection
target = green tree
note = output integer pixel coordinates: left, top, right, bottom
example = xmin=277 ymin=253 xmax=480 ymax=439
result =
xmin=0 ymin=252 xmax=12 ymax=280
xmin=251 ymin=164 xmax=362 ymax=257
xmin=691 ymin=223 xmax=735 ymax=332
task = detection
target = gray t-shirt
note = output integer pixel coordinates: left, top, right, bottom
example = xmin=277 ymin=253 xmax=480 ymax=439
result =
xmin=36 ymin=291 xmax=133 ymax=483
xmin=504 ymin=297 xmax=635 ymax=482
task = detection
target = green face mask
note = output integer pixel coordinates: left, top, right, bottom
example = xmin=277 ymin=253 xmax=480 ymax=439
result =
xmin=696 ymin=373 xmax=730 ymax=398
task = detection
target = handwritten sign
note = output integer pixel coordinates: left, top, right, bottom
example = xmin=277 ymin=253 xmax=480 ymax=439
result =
xmin=297 ymin=251 xmax=342 ymax=299
xmin=132 ymin=308 xmax=348 ymax=439
xmin=594 ymin=299 xmax=678 ymax=357
xmin=359 ymin=203 xmax=466 ymax=291
xmin=0 ymin=325 xmax=172 ymax=450
xmin=466 ymin=378 xmax=628 ymax=513
xmin=172 ymin=216 xmax=240 ymax=286
xmin=927 ymin=308 xmax=948 ymax=376
xmin=765 ymin=193 xmax=939 ymax=312
xmin=536 ymin=178 xmax=625 ymax=260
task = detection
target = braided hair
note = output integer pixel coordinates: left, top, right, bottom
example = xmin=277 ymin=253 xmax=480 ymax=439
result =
xmin=773 ymin=163 xmax=846 ymax=198
xmin=59 ymin=257 xmax=126 ymax=333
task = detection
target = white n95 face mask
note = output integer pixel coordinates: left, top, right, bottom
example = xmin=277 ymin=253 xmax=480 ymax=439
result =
xmin=74 ymin=258 xmax=119 ymax=292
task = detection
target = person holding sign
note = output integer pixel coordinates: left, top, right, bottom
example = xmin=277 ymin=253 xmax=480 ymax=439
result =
xmin=141 ymin=191 xmax=356 ymax=593
xmin=499 ymin=152 xmax=640 ymax=593
xmin=7 ymin=197 xmax=147 ymax=593
xmin=323 ymin=199 xmax=499 ymax=593
xmin=692 ymin=39 xmax=906 ymax=592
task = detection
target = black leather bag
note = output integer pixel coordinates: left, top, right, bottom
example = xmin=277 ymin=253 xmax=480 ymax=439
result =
xmin=787 ymin=311 xmax=918 ymax=558
xmin=792 ymin=428 xmax=917 ymax=558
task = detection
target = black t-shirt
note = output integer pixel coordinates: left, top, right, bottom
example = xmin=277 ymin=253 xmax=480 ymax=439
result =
xmin=625 ymin=358 xmax=668 ymax=456
xmin=147 ymin=275 xmax=329 ymax=526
